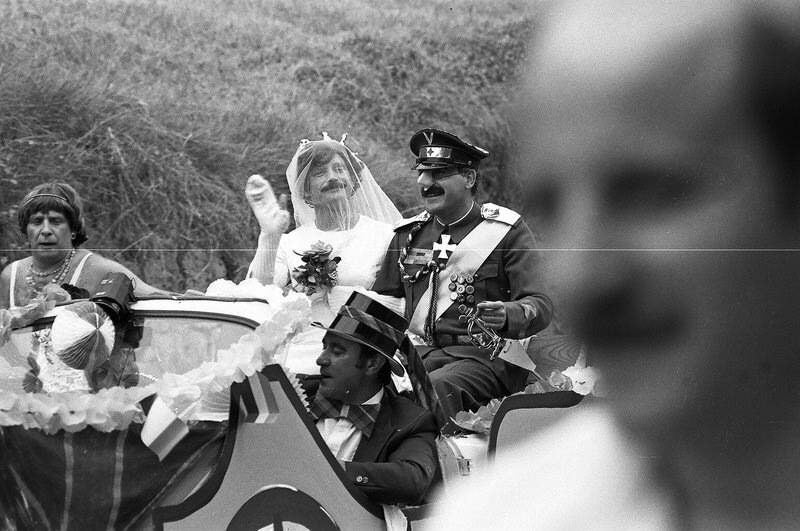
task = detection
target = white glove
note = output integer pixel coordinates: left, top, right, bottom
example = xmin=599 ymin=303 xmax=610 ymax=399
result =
xmin=245 ymin=174 xmax=291 ymax=236
xmin=245 ymin=174 xmax=291 ymax=284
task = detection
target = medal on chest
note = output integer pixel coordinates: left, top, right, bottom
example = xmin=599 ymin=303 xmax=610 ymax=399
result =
xmin=432 ymin=234 xmax=457 ymax=262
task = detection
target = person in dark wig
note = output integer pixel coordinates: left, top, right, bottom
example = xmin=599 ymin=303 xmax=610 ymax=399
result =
xmin=0 ymin=181 xmax=162 ymax=311
xmin=0 ymin=182 xmax=164 ymax=391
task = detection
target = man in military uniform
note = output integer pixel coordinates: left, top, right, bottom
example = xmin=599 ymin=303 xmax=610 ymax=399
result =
xmin=373 ymin=128 xmax=553 ymax=424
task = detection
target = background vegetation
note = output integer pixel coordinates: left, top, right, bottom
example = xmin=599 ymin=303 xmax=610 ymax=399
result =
xmin=0 ymin=0 xmax=543 ymax=291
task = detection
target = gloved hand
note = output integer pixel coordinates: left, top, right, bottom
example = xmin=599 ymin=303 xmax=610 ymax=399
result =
xmin=246 ymin=174 xmax=292 ymax=285
xmin=245 ymin=174 xmax=291 ymax=237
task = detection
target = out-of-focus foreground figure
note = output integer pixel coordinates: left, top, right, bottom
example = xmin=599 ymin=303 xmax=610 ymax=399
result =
xmin=428 ymin=1 xmax=800 ymax=528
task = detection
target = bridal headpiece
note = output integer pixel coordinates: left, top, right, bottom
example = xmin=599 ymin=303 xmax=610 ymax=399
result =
xmin=285 ymin=131 xmax=401 ymax=230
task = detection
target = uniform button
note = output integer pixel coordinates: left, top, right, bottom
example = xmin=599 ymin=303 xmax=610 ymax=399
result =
xmin=449 ymin=273 xmax=458 ymax=282
xmin=356 ymin=475 xmax=364 ymax=483
xmin=458 ymin=304 xmax=468 ymax=314
xmin=466 ymin=295 xmax=475 ymax=304
xmin=457 ymin=274 xmax=464 ymax=283
xmin=456 ymin=285 xmax=465 ymax=294
xmin=450 ymin=292 xmax=458 ymax=301
xmin=465 ymin=285 xmax=475 ymax=294
xmin=448 ymin=282 xmax=457 ymax=291
xmin=465 ymin=274 xmax=474 ymax=284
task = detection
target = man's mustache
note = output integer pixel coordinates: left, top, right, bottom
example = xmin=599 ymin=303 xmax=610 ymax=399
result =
xmin=321 ymin=179 xmax=346 ymax=192
xmin=421 ymin=184 xmax=445 ymax=197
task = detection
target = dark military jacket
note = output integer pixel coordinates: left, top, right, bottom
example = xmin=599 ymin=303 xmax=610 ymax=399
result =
xmin=373 ymin=202 xmax=553 ymax=392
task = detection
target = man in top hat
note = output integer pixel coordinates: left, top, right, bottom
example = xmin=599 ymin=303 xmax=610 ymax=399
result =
xmin=307 ymin=291 xmax=439 ymax=506
xmin=372 ymin=128 xmax=554 ymax=426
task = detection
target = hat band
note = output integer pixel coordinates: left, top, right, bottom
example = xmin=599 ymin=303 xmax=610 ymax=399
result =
xmin=341 ymin=295 xmax=407 ymax=332
xmin=328 ymin=313 xmax=400 ymax=358
xmin=338 ymin=306 xmax=405 ymax=346
xmin=416 ymin=146 xmax=476 ymax=168
xmin=419 ymin=147 xmax=452 ymax=160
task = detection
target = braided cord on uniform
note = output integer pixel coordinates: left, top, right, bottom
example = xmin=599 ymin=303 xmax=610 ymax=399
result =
xmin=397 ymin=220 xmax=432 ymax=284
xmin=424 ymin=262 xmax=440 ymax=344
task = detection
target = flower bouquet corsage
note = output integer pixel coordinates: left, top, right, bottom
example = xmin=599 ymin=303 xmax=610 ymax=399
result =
xmin=291 ymin=241 xmax=341 ymax=297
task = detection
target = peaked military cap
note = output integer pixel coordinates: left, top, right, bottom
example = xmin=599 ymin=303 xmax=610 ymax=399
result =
xmin=410 ymin=128 xmax=489 ymax=170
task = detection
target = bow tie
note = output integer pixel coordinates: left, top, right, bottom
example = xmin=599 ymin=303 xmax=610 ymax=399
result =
xmin=310 ymin=395 xmax=381 ymax=438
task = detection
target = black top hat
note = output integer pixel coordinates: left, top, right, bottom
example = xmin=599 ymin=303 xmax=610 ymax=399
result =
xmin=311 ymin=292 xmax=408 ymax=376
xmin=410 ymin=128 xmax=489 ymax=171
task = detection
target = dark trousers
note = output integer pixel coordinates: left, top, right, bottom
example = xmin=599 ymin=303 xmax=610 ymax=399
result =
xmin=422 ymin=348 xmax=504 ymax=420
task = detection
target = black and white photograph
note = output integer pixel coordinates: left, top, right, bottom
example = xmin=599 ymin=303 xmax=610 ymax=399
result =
xmin=1 ymin=0 xmax=798 ymax=529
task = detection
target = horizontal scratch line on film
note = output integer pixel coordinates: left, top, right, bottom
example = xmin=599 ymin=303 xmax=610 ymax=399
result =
xmin=3 ymin=248 xmax=800 ymax=253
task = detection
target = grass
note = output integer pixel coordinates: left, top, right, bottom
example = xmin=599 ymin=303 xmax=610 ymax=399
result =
xmin=0 ymin=0 xmax=544 ymax=290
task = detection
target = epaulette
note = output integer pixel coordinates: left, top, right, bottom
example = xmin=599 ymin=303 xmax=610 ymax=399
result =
xmin=480 ymin=203 xmax=520 ymax=226
xmin=394 ymin=211 xmax=431 ymax=231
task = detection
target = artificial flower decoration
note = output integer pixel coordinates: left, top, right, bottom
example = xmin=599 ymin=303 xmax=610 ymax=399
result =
xmin=561 ymin=364 xmax=600 ymax=396
xmin=546 ymin=357 xmax=602 ymax=396
xmin=291 ymin=241 xmax=341 ymax=295
xmin=451 ymin=399 xmax=503 ymax=434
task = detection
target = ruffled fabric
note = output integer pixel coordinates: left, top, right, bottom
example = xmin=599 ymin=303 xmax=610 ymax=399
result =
xmin=0 ymin=288 xmax=310 ymax=433
xmin=0 ymin=386 xmax=150 ymax=434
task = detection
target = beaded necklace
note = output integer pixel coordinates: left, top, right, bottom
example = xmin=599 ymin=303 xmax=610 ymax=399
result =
xmin=25 ymin=248 xmax=76 ymax=296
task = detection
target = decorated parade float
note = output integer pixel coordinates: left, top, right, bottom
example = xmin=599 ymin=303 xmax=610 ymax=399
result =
xmin=0 ymin=275 xmax=594 ymax=529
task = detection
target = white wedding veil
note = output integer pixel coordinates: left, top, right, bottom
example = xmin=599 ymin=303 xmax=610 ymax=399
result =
xmin=287 ymin=133 xmax=401 ymax=230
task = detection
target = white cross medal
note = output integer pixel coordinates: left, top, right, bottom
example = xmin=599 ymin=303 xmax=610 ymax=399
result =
xmin=432 ymin=234 xmax=458 ymax=264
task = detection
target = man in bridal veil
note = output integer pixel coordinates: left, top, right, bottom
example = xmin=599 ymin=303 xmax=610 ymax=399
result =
xmin=246 ymin=134 xmax=404 ymax=376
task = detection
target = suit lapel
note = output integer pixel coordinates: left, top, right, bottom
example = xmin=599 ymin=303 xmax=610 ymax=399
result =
xmin=353 ymin=392 xmax=394 ymax=463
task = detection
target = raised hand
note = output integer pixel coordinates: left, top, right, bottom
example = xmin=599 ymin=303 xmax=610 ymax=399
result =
xmin=245 ymin=174 xmax=290 ymax=284
xmin=245 ymin=174 xmax=291 ymax=236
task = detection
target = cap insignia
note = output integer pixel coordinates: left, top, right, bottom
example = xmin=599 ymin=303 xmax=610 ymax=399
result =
xmin=423 ymin=131 xmax=434 ymax=145
xmin=421 ymin=146 xmax=451 ymax=159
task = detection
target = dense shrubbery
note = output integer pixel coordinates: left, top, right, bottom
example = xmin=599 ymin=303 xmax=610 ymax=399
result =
xmin=0 ymin=0 xmax=540 ymax=291
xmin=0 ymin=73 xmax=271 ymax=289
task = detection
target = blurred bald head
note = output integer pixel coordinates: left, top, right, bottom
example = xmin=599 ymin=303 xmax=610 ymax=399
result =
xmin=513 ymin=0 xmax=800 ymax=440
xmin=518 ymin=0 xmax=799 ymax=209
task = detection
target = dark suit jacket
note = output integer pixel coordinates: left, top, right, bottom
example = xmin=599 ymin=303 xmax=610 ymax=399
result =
xmin=340 ymin=388 xmax=439 ymax=506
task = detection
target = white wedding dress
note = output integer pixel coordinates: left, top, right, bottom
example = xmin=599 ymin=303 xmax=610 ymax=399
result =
xmin=247 ymin=135 xmax=405 ymax=380
xmin=274 ymin=215 xmax=395 ymax=374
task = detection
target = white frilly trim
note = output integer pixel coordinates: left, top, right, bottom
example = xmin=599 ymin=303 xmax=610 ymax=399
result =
xmin=0 ymin=284 xmax=310 ymax=434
